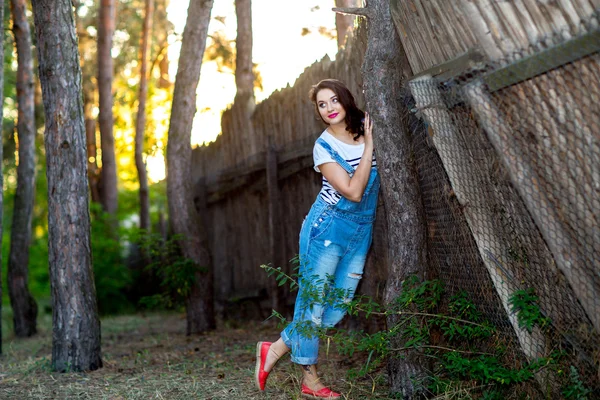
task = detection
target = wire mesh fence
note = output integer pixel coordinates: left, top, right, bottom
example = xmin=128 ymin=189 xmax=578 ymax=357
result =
xmin=406 ymin=25 xmax=599 ymax=398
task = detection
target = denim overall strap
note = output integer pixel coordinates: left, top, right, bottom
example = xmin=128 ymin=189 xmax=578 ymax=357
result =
xmin=316 ymin=138 xmax=355 ymax=176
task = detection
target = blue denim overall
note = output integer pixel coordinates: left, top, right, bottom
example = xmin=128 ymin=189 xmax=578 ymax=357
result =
xmin=281 ymin=138 xmax=380 ymax=365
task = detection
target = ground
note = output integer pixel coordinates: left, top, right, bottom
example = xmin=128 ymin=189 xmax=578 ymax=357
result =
xmin=0 ymin=312 xmax=390 ymax=399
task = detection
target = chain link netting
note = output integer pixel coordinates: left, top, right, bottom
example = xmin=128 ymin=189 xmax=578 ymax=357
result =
xmin=406 ymin=25 xmax=599 ymax=398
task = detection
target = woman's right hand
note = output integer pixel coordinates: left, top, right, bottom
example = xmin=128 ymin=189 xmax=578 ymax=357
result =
xmin=363 ymin=112 xmax=373 ymax=148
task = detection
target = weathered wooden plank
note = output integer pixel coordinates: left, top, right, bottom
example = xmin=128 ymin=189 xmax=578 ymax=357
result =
xmin=390 ymin=0 xmax=478 ymax=74
xmin=484 ymin=28 xmax=600 ymax=91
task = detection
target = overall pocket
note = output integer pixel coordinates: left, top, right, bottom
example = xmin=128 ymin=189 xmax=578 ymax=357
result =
xmin=309 ymin=210 xmax=334 ymax=240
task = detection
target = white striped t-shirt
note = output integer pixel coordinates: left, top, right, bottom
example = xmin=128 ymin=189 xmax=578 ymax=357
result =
xmin=313 ymin=130 xmax=377 ymax=205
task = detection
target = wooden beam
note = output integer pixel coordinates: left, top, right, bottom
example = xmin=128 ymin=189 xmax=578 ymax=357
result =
xmin=484 ymin=28 xmax=600 ymax=92
xmin=410 ymin=48 xmax=486 ymax=81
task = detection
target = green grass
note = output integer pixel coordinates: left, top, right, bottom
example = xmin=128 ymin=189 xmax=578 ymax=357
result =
xmin=0 ymin=311 xmax=390 ymax=399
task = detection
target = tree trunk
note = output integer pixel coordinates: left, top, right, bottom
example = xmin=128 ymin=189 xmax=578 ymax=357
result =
xmin=156 ymin=0 xmax=171 ymax=89
xmin=135 ymin=0 xmax=154 ymax=232
xmin=361 ymin=1 xmax=428 ymax=398
xmin=98 ymin=0 xmax=118 ymax=216
xmin=8 ymin=0 xmax=38 ymax=338
xmin=234 ymin=0 xmax=253 ymax=102
xmin=233 ymin=0 xmax=256 ymax=154
xmin=0 ymin=0 xmax=5 ymax=356
xmin=167 ymin=0 xmax=215 ymax=335
xmin=31 ymin=0 xmax=102 ymax=372
xmin=334 ymin=0 xmax=359 ymax=48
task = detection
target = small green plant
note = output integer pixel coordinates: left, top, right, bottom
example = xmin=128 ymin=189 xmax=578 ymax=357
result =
xmin=509 ymin=288 xmax=551 ymax=333
xmin=562 ymin=366 xmax=592 ymax=400
xmin=135 ymin=232 xmax=200 ymax=310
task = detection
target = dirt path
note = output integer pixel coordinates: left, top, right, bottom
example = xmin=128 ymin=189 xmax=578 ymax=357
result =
xmin=0 ymin=313 xmax=390 ymax=399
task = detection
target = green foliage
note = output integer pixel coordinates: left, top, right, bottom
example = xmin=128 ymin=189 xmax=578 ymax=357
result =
xmin=263 ymin=263 xmax=590 ymax=398
xmin=509 ymin=288 xmax=551 ymax=333
xmin=562 ymin=366 xmax=592 ymax=400
xmin=134 ymin=232 xmax=199 ymax=310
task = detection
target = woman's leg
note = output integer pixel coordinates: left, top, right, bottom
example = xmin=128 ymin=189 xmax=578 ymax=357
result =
xmin=263 ymin=337 xmax=289 ymax=372
xmin=300 ymin=364 xmax=327 ymax=391
xmin=321 ymin=225 xmax=371 ymax=328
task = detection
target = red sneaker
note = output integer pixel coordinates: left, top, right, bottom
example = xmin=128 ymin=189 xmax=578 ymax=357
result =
xmin=301 ymin=384 xmax=341 ymax=399
xmin=254 ymin=341 xmax=272 ymax=391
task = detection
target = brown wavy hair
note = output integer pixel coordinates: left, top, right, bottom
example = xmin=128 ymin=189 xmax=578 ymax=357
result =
xmin=309 ymin=79 xmax=365 ymax=141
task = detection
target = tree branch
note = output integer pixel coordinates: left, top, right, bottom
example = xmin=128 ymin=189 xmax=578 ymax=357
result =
xmin=332 ymin=7 xmax=371 ymax=18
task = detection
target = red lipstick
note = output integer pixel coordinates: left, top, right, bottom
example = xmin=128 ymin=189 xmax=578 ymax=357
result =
xmin=328 ymin=113 xmax=339 ymax=119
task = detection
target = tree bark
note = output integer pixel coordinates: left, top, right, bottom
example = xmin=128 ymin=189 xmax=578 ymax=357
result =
xmin=135 ymin=0 xmax=154 ymax=232
xmin=156 ymin=0 xmax=172 ymax=89
xmin=334 ymin=0 xmax=359 ymax=48
xmin=234 ymin=0 xmax=253 ymax=102
xmin=167 ymin=0 xmax=215 ymax=335
xmin=361 ymin=1 xmax=428 ymax=398
xmin=0 ymin=0 xmax=5 ymax=356
xmin=233 ymin=0 xmax=256 ymax=153
xmin=31 ymin=0 xmax=102 ymax=372
xmin=8 ymin=0 xmax=39 ymax=338
xmin=98 ymin=0 xmax=118 ymax=216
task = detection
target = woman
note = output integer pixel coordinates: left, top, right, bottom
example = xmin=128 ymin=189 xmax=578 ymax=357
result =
xmin=255 ymin=79 xmax=379 ymax=399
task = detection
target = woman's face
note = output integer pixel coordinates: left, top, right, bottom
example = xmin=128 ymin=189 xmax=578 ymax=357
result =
xmin=316 ymin=88 xmax=346 ymax=125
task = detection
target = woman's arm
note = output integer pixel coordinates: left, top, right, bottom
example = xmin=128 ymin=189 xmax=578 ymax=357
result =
xmin=318 ymin=113 xmax=374 ymax=202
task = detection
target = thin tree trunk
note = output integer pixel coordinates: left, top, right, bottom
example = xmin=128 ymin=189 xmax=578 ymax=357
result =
xmin=167 ymin=0 xmax=215 ymax=335
xmin=156 ymin=0 xmax=171 ymax=89
xmin=31 ymin=0 xmax=102 ymax=372
xmin=98 ymin=0 xmax=118 ymax=216
xmin=233 ymin=0 xmax=256 ymax=154
xmin=361 ymin=1 xmax=428 ymax=397
xmin=8 ymin=0 xmax=38 ymax=338
xmin=334 ymin=0 xmax=359 ymax=48
xmin=234 ymin=0 xmax=253 ymax=102
xmin=0 ymin=0 xmax=5 ymax=356
xmin=135 ymin=0 xmax=154 ymax=232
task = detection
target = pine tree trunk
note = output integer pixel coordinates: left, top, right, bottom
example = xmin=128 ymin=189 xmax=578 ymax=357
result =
xmin=98 ymin=0 xmax=118 ymax=216
xmin=0 ymin=0 xmax=5 ymax=356
xmin=8 ymin=0 xmax=38 ymax=338
xmin=334 ymin=0 xmax=359 ymax=48
xmin=167 ymin=0 xmax=215 ymax=335
xmin=156 ymin=0 xmax=171 ymax=89
xmin=361 ymin=1 xmax=428 ymax=397
xmin=135 ymin=0 xmax=153 ymax=232
xmin=234 ymin=0 xmax=253 ymax=102
xmin=31 ymin=0 xmax=102 ymax=372
xmin=233 ymin=0 xmax=256 ymax=152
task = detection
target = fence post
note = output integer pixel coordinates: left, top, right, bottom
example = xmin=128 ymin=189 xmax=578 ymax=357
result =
xmin=266 ymin=136 xmax=285 ymax=312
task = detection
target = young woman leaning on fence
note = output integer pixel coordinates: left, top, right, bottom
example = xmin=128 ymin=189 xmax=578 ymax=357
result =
xmin=254 ymin=79 xmax=379 ymax=399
